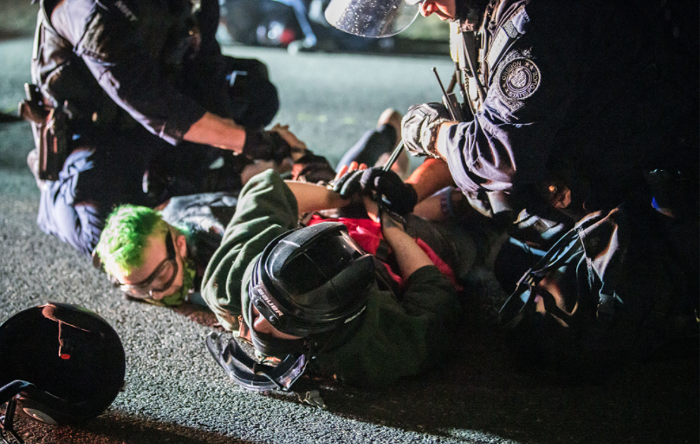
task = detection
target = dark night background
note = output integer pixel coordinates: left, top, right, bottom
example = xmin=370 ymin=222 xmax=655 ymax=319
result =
xmin=0 ymin=1 xmax=697 ymax=443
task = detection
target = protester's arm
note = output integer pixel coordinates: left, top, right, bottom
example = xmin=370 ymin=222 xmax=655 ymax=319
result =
xmin=383 ymin=220 xmax=434 ymax=279
xmin=405 ymin=157 xmax=455 ymax=202
xmin=363 ymin=197 xmax=433 ymax=279
xmin=285 ymin=181 xmax=350 ymax=215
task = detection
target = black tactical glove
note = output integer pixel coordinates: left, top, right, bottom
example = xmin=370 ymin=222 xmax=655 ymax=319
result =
xmin=332 ymin=169 xmax=365 ymax=198
xmin=360 ymin=167 xmax=418 ymax=215
xmin=401 ymin=102 xmax=451 ymax=158
xmin=242 ymin=129 xmax=292 ymax=164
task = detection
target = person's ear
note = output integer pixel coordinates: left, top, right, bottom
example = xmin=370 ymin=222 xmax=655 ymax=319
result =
xmin=175 ymin=232 xmax=188 ymax=258
xmin=104 ymin=264 xmax=127 ymax=287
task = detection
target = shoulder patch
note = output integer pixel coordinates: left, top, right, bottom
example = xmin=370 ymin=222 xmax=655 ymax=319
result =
xmin=494 ymin=50 xmax=541 ymax=111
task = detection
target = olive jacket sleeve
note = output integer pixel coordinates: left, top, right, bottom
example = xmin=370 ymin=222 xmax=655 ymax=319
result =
xmin=200 ymin=170 xmax=299 ymax=331
xmin=312 ymin=258 xmax=461 ymax=388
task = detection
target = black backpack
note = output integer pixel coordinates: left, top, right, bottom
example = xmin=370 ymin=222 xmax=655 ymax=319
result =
xmin=498 ymin=205 xmax=698 ymax=380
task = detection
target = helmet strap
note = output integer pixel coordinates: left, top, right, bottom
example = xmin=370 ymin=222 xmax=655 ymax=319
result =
xmin=205 ymin=332 xmax=310 ymax=392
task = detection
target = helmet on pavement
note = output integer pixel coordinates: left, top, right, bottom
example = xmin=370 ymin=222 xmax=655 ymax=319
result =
xmin=0 ymin=303 xmax=125 ymax=428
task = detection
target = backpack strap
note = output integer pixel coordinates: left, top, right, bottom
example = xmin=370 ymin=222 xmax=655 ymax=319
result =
xmin=499 ymin=211 xmax=605 ymax=329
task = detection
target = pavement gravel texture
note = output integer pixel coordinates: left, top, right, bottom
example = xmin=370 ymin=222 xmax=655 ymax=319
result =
xmin=0 ymin=33 xmax=698 ymax=444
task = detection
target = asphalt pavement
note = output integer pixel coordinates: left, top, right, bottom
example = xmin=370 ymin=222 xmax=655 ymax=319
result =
xmin=0 ymin=36 xmax=698 ymax=444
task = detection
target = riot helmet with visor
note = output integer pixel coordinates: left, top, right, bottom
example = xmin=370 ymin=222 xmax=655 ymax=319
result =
xmin=324 ymin=0 xmax=424 ymax=37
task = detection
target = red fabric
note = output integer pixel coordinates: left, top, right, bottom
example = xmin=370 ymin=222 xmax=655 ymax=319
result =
xmin=307 ymin=215 xmax=460 ymax=289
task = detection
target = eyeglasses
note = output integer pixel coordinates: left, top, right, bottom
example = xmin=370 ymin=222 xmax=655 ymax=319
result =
xmin=118 ymin=231 xmax=179 ymax=298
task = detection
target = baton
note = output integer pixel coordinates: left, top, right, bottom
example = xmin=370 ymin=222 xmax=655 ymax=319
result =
xmin=382 ymin=140 xmax=405 ymax=172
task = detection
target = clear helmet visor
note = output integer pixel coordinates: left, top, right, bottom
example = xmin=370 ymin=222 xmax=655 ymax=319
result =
xmin=324 ymin=0 xmax=421 ymax=38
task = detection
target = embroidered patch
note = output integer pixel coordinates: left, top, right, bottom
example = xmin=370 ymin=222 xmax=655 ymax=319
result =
xmin=497 ymin=57 xmax=540 ymax=101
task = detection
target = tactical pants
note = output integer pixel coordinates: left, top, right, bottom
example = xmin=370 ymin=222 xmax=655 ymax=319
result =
xmin=37 ymin=129 xmax=249 ymax=257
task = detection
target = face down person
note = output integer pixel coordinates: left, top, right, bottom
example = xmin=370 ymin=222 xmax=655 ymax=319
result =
xmin=95 ymin=205 xmax=209 ymax=307
xmin=202 ymin=168 xmax=462 ymax=391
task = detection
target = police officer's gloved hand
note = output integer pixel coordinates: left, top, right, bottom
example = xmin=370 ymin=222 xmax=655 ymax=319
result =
xmin=360 ymin=167 xmax=418 ymax=215
xmin=332 ymin=169 xmax=365 ymax=199
xmin=242 ymin=129 xmax=292 ymax=164
xmin=401 ymin=102 xmax=451 ymax=158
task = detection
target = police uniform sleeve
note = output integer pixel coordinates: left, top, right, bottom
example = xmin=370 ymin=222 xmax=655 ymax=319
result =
xmin=200 ymin=170 xmax=299 ymax=331
xmin=314 ymin=265 xmax=461 ymax=388
xmin=54 ymin=0 xmax=207 ymax=145
xmin=440 ymin=1 xmax=589 ymax=195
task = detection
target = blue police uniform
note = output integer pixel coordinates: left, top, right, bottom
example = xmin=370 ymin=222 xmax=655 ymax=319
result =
xmin=441 ymin=0 xmax=697 ymax=215
xmin=31 ymin=0 xmax=279 ymax=256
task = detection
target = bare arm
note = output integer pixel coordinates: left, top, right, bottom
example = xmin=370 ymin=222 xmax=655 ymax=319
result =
xmin=285 ymin=181 xmax=351 ymax=215
xmin=364 ymin=197 xmax=433 ymax=280
xmin=405 ymin=157 xmax=455 ymax=202
xmin=183 ymin=112 xmax=247 ymax=153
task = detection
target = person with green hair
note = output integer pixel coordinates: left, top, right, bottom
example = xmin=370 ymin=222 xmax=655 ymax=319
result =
xmin=95 ymin=203 xmax=212 ymax=307
xmin=94 ymin=123 xmax=319 ymax=306
xmin=95 ymin=113 xmax=422 ymax=307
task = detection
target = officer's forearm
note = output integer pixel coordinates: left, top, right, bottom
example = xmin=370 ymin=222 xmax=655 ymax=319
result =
xmin=405 ymin=157 xmax=455 ymax=202
xmin=435 ymin=121 xmax=457 ymax=158
xmin=183 ymin=112 xmax=246 ymax=153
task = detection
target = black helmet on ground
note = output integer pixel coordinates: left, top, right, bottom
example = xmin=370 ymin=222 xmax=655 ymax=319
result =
xmin=207 ymin=222 xmax=375 ymax=392
xmin=0 ymin=303 xmax=125 ymax=434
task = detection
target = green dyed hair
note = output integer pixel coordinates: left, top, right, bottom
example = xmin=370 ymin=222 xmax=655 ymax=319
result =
xmin=95 ymin=205 xmax=170 ymax=276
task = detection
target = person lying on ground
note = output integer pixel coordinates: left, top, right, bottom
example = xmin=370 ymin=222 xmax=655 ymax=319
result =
xmin=201 ymin=166 xmax=466 ymax=390
xmin=93 ymin=110 xmax=411 ymax=306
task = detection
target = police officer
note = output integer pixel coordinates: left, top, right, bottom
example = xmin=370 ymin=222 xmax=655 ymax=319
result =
xmin=326 ymin=0 xmax=699 ymax=246
xmin=325 ymin=0 xmax=699 ymax=376
xmin=26 ymin=0 xmax=290 ymax=256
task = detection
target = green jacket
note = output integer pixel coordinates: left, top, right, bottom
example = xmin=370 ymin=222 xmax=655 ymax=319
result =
xmin=201 ymin=170 xmax=461 ymax=388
